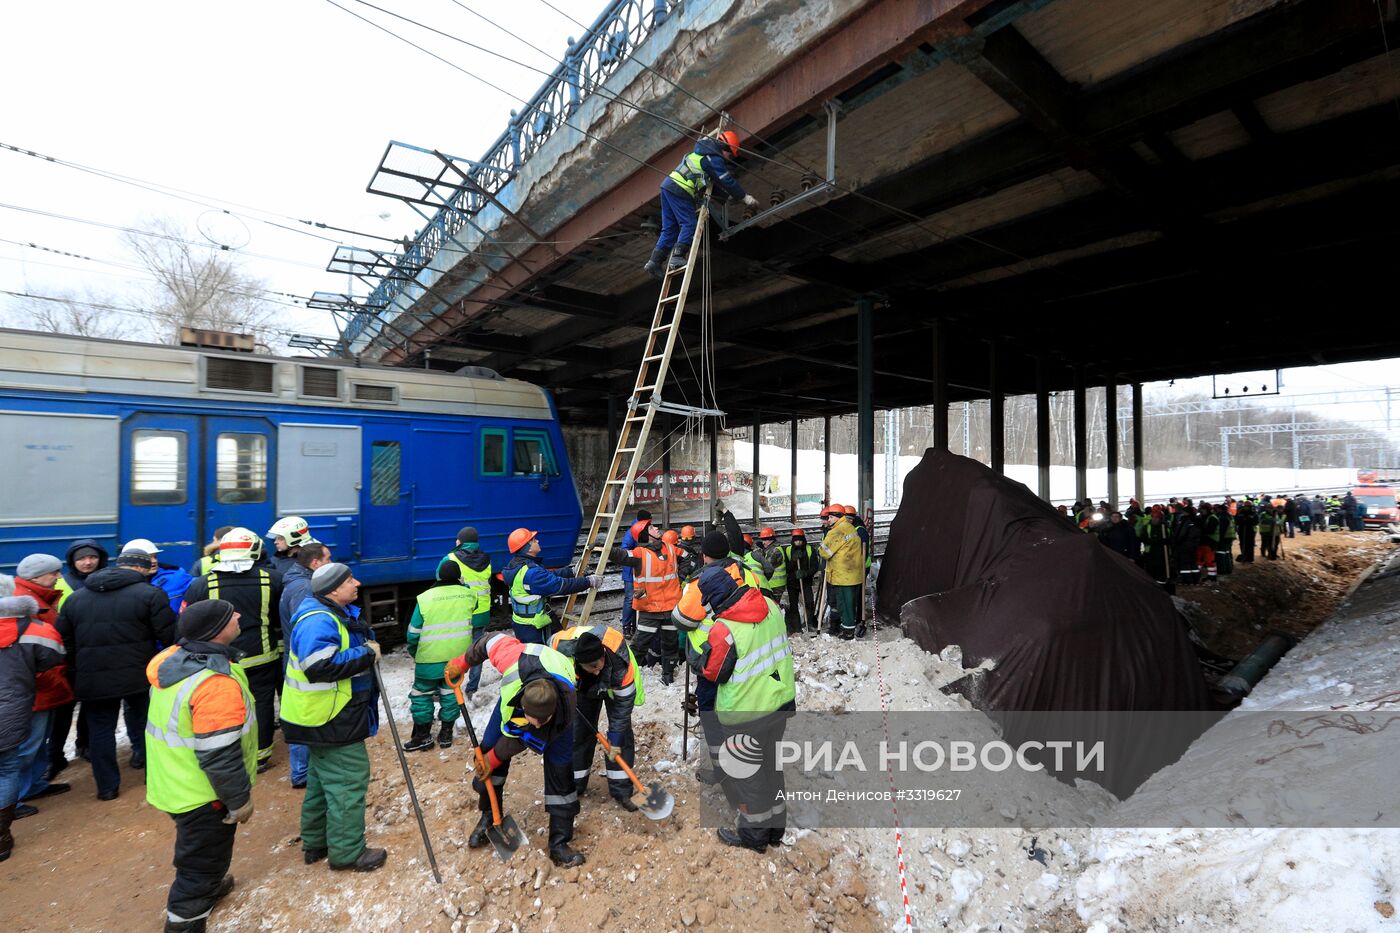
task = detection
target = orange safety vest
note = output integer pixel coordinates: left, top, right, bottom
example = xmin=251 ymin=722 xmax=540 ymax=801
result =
xmin=631 ymin=543 xmax=681 ymax=612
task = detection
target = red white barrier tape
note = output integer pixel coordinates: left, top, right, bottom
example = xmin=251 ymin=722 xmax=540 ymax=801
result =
xmin=870 ymin=606 xmax=914 ymax=930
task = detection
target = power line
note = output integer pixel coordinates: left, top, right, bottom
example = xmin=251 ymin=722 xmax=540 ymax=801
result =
xmin=0 ymin=288 xmax=326 ymax=341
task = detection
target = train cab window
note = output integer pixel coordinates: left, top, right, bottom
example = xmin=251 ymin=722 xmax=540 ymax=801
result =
xmin=216 ymin=433 xmax=268 ymax=504
xmin=481 ymin=429 xmax=506 ymax=476
xmin=512 ymin=430 xmax=559 ymax=476
xmin=370 ymin=440 xmax=401 ymax=505
xmin=131 ymin=430 xmax=188 ymax=505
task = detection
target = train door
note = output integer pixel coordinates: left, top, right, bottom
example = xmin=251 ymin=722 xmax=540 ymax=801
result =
xmin=361 ymin=425 xmax=411 ymax=561
xmin=204 ymin=416 xmax=276 ymax=553
xmin=121 ymin=413 xmax=202 ymax=570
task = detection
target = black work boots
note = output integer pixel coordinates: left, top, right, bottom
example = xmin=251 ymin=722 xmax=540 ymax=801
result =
xmin=404 ymin=722 xmax=435 ymax=752
xmin=437 ymin=720 xmax=455 ymax=748
xmin=468 ymin=813 xmax=492 ymax=849
xmin=643 ymin=247 xmax=668 ymax=279
xmin=548 ymin=813 xmax=586 ymax=867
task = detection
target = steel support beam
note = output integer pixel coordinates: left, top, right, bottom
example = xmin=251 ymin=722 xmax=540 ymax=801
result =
xmin=858 ymin=298 xmax=876 ymax=521
xmin=1074 ymin=368 xmax=1088 ymax=503
xmin=931 ymin=318 xmax=949 ymax=450
xmin=709 ymin=417 xmax=720 ymax=536
xmin=790 ymin=417 xmax=799 ymax=525
xmin=752 ymin=412 xmax=762 ymax=522
xmin=1036 ymin=357 xmax=1051 ymax=500
xmin=824 ymin=416 xmax=832 ymax=507
xmin=1133 ymin=383 xmax=1145 ymax=506
xmin=989 ymin=340 xmax=1005 ymax=474
xmin=1106 ymin=380 xmax=1119 ymax=508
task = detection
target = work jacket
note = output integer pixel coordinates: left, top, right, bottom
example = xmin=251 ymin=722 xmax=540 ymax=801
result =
xmin=281 ymin=595 xmax=377 ymax=746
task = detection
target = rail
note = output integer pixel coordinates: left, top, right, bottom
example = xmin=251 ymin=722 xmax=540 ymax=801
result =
xmin=346 ymin=0 xmax=683 ymax=344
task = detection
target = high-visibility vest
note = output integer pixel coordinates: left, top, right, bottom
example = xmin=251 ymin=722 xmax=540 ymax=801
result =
xmin=667 ymin=151 xmax=707 ymax=198
xmin=444 ymin=552 xmax=493 ymax=615
xmin=410 ymin=585 xmax=478 ymax=664
xmin=632 ymin=546 xmax=681 ymax=612
xmin=54 ymin=576 xmax=74 ymax=610
xmin=281 ymin=608 xmax=354 ymax=728
xmin=738 ymin=551 xmax=771 ymax=590
xmin=552 ymin=624 xmax=644 ymax=706
xmin=145 ymin=658 xmax=257 ymax=814
xmin=509 ymin=565 xmax=550 ymax=628
xmin=195 ymin=555 xmax=217 ymax=576
xmin=781 ymin=543 xmax=818 ymax=580
xmin=759 ymin=546 xmax=787 ymax=590
xmin=498 ymin=644 xmax=576 ymax=731
xmin=209 ymin=570 xmax=279 ymax=669
xmin=715 ymin=598 xmax=796 ymax=720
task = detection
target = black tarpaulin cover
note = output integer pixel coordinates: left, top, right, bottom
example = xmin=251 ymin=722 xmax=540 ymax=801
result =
xmin=876 ymin=449 xmax=1212 ymax=795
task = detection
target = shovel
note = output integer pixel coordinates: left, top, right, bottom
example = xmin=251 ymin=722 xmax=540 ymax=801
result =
xmin=447 ymin=670 xmax=522 ymax=861
xmin=582 ymin=716 xmax=674 ymax=821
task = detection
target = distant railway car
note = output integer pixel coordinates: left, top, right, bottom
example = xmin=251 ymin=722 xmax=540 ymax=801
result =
xmin=0 ymin=329 xmax=583 ymax=622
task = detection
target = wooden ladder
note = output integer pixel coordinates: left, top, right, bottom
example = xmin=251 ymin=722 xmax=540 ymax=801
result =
xmin=561 ymin=203 xmax=721 ymax=628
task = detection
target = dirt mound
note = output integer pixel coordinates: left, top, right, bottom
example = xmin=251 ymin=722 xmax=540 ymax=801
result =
xmin=1175 ymin=530 xmax=1393 ymax=659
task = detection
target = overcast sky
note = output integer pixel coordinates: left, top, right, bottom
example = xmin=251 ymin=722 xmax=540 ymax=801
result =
xmin=2 ymin=0 xmax=1397 ymax=439
xmin=0 ymin=0 xmax=607 ymax=338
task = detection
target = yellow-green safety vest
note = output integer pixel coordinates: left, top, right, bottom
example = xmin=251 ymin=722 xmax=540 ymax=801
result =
xmin=55 ymin=576 xmax=74 ymax=610
xmin=759 ymin=546 xmax=787 ymax=590
xmin=498 ymin=643 xmax=577 ymax=727
xmin=196 ymin=554 xmax=217 ymax=576
xmin=281 ymin=609 xmax=354 ymax=728
xmin=209 ymin=570 xmax=280 ymax=669
xmin=509 ymin=565 xmax=550 ymax=628
xmin=444 ymin=552 xmax=493 ymax=615
xmin=667 ymin=151 xmax=707 ymax=198
xmin=145 ymin=663 xmax=257 ymax=814
xmin=716 ymin=597 xmax=796 ymax=721
xmin=410 ymin=584 xmax=477 ymax=664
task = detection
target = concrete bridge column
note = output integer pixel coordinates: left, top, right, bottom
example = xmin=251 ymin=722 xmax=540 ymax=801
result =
xmin=1074 ymin=367 xmax=1088 ymax=504
xmin=1133 ymin=383 xmax=1146 ymax=506
xmin=1036 ymin=357 xmax=1051 ymax=501
xmin=858 ymin=298 xmax=875 ymax=520
xmin=989 ymin=339 xmax=1004 ymax=474
xmin=1106 ymin=380 xmax=1119 ymax=509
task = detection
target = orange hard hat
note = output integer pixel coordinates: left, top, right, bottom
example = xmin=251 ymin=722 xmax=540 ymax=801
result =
xmin=759 ymin=526 xmax=776 ymax=540
xmin=822 ymin=504 xmax=842 ymax=517
xmin=843 ymin=505 xmax=857 ymax=515
xmin=662 ymin=529 xmax=679 ymax=545
xmin=742 ymin=533 xmax=754 ymax=546
xmin=680 ymin=524 xmax=695 ymax=539
xmin=717 ymin=130 xmax=740 ymax=158
xmin=629 ymin=518 xmax=651 ymax=541
xmin=507 ymin=528 xmax=537 ymax=553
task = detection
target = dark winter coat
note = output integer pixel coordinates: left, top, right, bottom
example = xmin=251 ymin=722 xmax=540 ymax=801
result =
xmin=60 ymin=537 xmax=110 ymax=594
xmin=181 ymin=567 xmax=284 ymax=665
xmin=279 ymin=562 xmax=313 ymax=645
xmin=0 ymin=595 xmax=65 ymax=751
xmin=1098 ymin=521 xmax=1139 ymax=560
xmin=57 ymin=566 xmax=178 ymax=700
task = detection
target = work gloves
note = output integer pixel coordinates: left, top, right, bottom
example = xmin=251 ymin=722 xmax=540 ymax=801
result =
xmin=366 ymin=640 xmax=382 ymax=663
xmin=222 ymin=799 xmax=255 ymax=825
xmin=586 ymin=574 xmax=604 ymax=589
xmin=605 ymin=731 xmax=625 ymax=751
xmin=444 ymin=655 xmax=470 ymax=681
xmin=743 ymin=194 xmax=759 ymax=208
xmin=683 ymin=693 xmax=699 ymax=716
xmin=473 ymin=748 xmax=502 ymax=782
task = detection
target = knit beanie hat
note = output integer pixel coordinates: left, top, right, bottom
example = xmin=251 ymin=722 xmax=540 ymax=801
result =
xmin=116 ymin=549 xmax=153 ymax=569
xmin=437 ymin=560 xmax=461 ymax=583
xmin=179 ymin=599 xmax=235 ymax=643
xmin=520 ymin=679 xmax=557 ymax=722
xmin=17 ymin=554 xmax=63 ymax=579
xmin=701 ymin=530 xmax=730 ymax=560
xmin=574 ymin=632 xmax=605 ymax=665
xmin=71 ymin=545 xmax=101 ymax=562
xmin=456 ymin=526 xmax=479 ymax=546
xmin=312 ymin=562 xmax=353 ymax=596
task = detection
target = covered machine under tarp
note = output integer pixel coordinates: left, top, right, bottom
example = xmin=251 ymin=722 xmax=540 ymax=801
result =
xmin=876 ymin=449 xmax=1213 ymax=796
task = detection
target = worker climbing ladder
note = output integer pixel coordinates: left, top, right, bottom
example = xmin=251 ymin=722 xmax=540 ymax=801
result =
xmin=561 ymin=202 xmax=721 ymax=628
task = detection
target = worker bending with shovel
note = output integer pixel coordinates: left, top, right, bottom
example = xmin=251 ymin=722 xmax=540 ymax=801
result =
xmin=551 ymin=625 xmax=644 ymax=811
xmin=444 ymin=634 xmax=584 ymax=867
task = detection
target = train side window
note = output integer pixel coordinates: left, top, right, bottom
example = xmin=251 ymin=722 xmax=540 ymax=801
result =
xmin=512 ymin=429 xmax=559 ymax=476
xmin=481 ymin=429 xmax=506 ymax=476
xmin=215 ymin=433 xmax=268 ymax=504
xmin=370 ymin=440 xmax=401 ymax=505
xmin=131 ymin=430 xmax=188 ymax=505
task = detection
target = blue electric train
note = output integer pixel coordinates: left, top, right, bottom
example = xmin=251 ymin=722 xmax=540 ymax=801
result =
xmin=0 ymin=329 xmax=583 ymax=622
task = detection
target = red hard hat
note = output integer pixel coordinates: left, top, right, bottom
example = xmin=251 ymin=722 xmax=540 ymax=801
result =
xmin=742 ymin=533 xmax=754 ymax=546
xmin=843 ymin=505 xmax=857 ymax=515
xmin=759 ymin=526 xmax=776 ymax=540
xmin=680 ymin=524 xmax=695 ymax=539
xmin=629 ymin=518 xmax=651 ymax=541
xmin=718 ymin=130 xmax=741 ymax=158
xmin=662 ymin=529 xmax=679 ymax=545
xmin=507 ymin=528 xmax=537 ymax=553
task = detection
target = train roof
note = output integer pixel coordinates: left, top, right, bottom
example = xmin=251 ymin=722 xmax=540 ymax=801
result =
xmin=0 ymin=328 xmax=555 ymax=419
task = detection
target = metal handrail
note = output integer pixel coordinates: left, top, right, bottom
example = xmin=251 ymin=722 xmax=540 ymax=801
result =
xmin=347 ymin=0 xmax=682 ymax=344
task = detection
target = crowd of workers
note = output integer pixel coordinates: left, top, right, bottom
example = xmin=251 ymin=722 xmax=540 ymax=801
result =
xmin=0 ymin=498 xmax=873 ymax=931
xmin=1064 ymin=490 xmax=1378 ymax=591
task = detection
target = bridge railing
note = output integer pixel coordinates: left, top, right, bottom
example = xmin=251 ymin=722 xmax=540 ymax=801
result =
xmin=348 ymin=0 xmax=683 ymax=346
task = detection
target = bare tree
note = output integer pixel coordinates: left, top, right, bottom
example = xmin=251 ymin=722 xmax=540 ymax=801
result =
xmin=124 ymin=216 xmax=281 ymax=346
xmin=2 ymin=289 xmax=137 ymax=340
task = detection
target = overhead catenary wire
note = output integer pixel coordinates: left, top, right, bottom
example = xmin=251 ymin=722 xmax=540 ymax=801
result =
xmin=0 ymin=288 xmax=322 ymax=341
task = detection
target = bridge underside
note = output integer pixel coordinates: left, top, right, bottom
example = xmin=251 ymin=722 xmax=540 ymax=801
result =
xmin=376 ymin=0 xmax=1400 ymax=427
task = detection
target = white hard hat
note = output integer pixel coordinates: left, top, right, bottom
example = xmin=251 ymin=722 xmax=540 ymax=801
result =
xmin=122 ymin=537 xmax=162 ymax=555
xmin=266 ymin=516 xmax=312 ymax=548
xmin=219 ymin=527 xmax=263 ymax=563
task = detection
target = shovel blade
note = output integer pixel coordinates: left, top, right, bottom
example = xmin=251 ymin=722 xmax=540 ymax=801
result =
xmin=635 ymin=783 xmax=675 ymax=821
xmin=488 ymin=815 xmax=524 ymax=861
